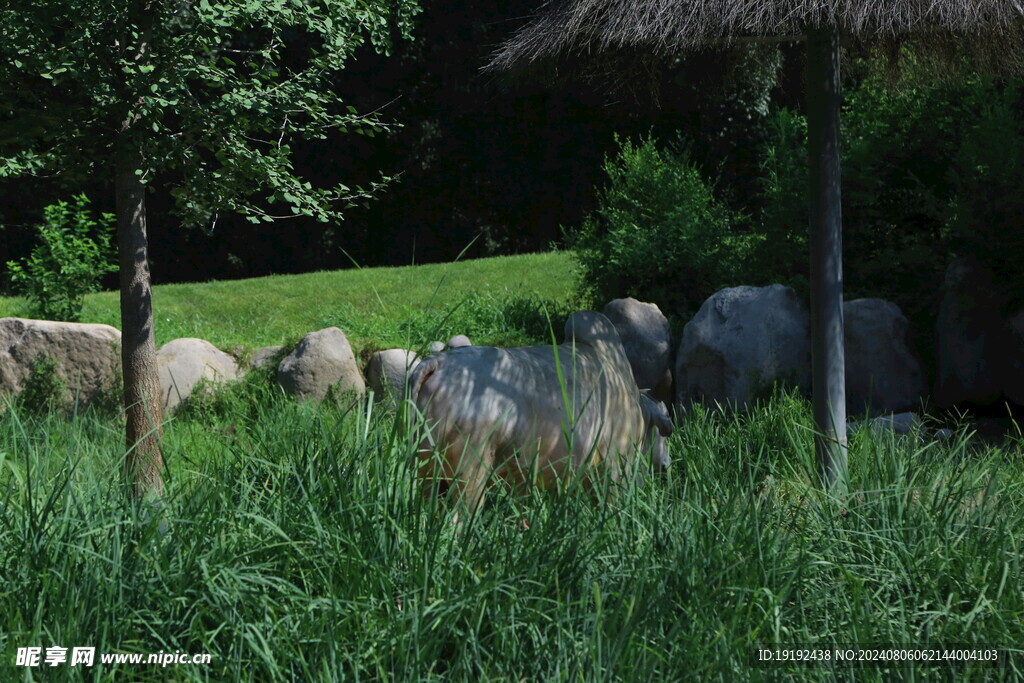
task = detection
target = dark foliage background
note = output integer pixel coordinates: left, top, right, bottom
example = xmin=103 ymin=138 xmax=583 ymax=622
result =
xmin=0 ymin=2 xmax=799 ymax=286
xmin=2 ymin=4 xmax=1023 ymax=399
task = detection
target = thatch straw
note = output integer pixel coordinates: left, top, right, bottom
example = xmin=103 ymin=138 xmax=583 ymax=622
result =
xmin=490 ymin=0 xmax=1024 ymax=71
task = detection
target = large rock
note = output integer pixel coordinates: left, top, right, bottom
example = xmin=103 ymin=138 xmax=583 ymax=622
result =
xmin=602 ymin=297 xmax=673 ymax=402
xmin=365 ymin=349 xmax=420 ymax=404
xmin=675 ymin=285 xmax=810 ymax=409
xmin=848 ymin=412 xmax=922 ymax=437
xmin=844 ymin=299 xmax=926 ymax=415
xmin=446 ymin=335 xmax=471 ymax=350
xmin=157 ymin=338 xmax=238 ymax=412
xmin=250 ymin=345 xmax=284 ymax=370
xmin=0 ymin=317 xmax=120 ymax=407
xmin=935 ymin=257 xmax=1005 ymax=407
xmin=277 ymin=327 xmax=365 ymax=402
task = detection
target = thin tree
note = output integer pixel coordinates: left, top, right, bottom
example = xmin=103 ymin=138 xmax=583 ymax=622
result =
xmin=0 ymin=0 xmax=419 ymax=499
xmin=490 ymin=0 xmax=1024 ymax=491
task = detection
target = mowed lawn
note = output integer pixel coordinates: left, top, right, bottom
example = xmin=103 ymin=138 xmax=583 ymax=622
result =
xmin=0 ymin=251 xmax=578 ymax=353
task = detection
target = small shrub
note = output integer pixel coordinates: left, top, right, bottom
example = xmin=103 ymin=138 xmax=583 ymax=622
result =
xmin=174 ymin=363 xmax=282 ymax=425
xmin=87 ymin=364 xmax=125 ymax=418
xmin=495 ymin=292 xmax=578 ymax=343
xmin=570 ymin=136 xmax=758 ymax=318
xmin=6 ymin=195 xmax=117 ymax=322
xmin=396 ymin=290 xmax=575 ymax=346
xmin=18 ymin=355 xmax=66 ymax=414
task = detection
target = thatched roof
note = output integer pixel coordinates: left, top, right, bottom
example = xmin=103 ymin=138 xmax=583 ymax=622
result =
xmin=490 ymin=0 xmax=1024 ymax=70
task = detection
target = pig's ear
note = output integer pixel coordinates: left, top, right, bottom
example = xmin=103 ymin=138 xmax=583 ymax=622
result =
xmin=654 ymin=403 xmax=673 ymax=437
xmin=640 ymin=393 xmax=674 ymax=437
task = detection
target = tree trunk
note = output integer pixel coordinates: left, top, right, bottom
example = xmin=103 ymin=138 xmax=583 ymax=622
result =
xmin=115 ymin=158 xmax=165 ymax=500
xmin=806 ymin=24 xmax=847 ymax=491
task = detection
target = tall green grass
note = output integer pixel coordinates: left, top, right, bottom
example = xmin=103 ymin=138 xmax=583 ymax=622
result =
xmin=2 ymin=391 xmax=1022 ymax=680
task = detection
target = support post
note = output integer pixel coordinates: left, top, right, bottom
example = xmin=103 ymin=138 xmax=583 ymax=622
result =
xmin=806 ymin=23 xmax=847 ymax=491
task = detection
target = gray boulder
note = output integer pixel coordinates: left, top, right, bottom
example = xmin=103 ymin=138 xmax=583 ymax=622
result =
xmin=250 ymin=345 xmax=284 ymax=370
xmin=157 ymin=338 xmax=238 ymax=412
xmin=446 ymin=335 xmax=472 ymax=349
xmin=602 ymin=297 xmax=673 ymax=402
xmin=0 ymin=317 xmax=121 ymax=407
xmin=935 ymin=257 xmax=1005 ymax=407
xmin=844 ymin=298 xmax=926 ymax=415
xmin=675 ymin=285 xmax=811 ymax=409
xmin=277 ymin=327 xmax=365 ymax=402
xmin=428 ymin=341 xmax=446 ymax=354
xmin=848 ymin=412 xmax=921 ymax=436
xmin=365 ymin=349 xmax=420 ymax=403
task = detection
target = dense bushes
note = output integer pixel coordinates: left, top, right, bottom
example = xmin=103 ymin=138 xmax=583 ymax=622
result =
xmin=571 ymin=130 xmax=815 ymax=319
xmin=575 ymin=70 xmax=1024 ymax=372
xmin=757 ymin=68 xmax=1024 ymax=315
xmin=571 ymin=137 xmax=759 ymax=318
xmin=769 ymin=72 xmax=1024 ymax=373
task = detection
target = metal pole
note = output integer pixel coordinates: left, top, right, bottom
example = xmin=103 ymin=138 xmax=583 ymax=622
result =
xmin=806 ymin=23 xmax=848 ymax=491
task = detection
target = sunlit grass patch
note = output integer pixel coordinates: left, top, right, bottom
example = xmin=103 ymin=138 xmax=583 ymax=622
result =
xmin=0 ymin=251 xmax=580 ymax=354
